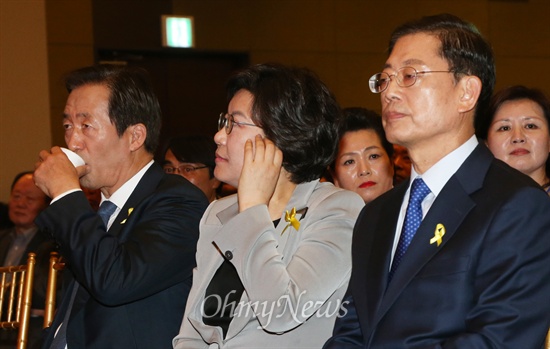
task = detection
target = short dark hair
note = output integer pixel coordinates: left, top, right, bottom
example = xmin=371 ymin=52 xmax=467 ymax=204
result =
xmin=65 ymin=64 xmax=162 ymax=153
xmin=476 ymin=85 xmax=550 ymax=140
xmin=226 ymin=63 xmax=341 ymax=184
xmin=389 ymin=13 xmax=496 ymax=122
xmin=163 ymin=135 xmax=217 ymax=178
xmin=330 ymin=107 xmax=393 ymax=170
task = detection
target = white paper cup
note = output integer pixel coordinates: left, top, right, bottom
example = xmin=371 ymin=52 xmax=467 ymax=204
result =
xmin=60 ymin=147 xmax=85 ymax=167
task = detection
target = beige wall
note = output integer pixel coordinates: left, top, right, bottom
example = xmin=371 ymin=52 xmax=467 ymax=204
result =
xmin=2 ymin=0 xmax=550 ymax=201
xmin=0 ymin=0 xmax=51 ymax=202
xmin=173 ymin=0 xmax=550 ymax=110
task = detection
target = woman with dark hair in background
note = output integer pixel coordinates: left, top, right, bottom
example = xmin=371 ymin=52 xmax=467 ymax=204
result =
xmin=330 ymin=107 xmax=394 ymax=204
xmin=477 ymin=85 xmax=550 ymax=194
xmin=173 ymin=63 xmax=364 ymax=348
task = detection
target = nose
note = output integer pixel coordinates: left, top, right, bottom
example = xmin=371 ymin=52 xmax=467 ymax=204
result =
xmin=382 ymin=76 xmax=401 ymax=103
xmin=65 ymin=130 xmax=84 ymax=152
xmin=213 ymin=128 xmax=226 ymax=146
xmin=358 ymin=160 xmax=371 ymax=177
xmin=511 ymin=128 xmax=526 ymax=144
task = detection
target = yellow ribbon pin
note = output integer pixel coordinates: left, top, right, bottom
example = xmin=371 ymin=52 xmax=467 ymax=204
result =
xmin=120 ymin=207 xmax=134 ymax=224
xmin=281 ymin=207 xmax=300 ymax=235
xmin=430 ymin=223 xmax=446 ymax=247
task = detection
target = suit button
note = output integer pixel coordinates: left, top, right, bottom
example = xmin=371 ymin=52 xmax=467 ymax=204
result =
xmin=224 ymin=251 xmax=233 ymax=260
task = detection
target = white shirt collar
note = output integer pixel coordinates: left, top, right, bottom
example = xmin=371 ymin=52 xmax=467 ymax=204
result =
xmin=100 ymin=160 xmax=155 ymax=211
xmin=409 ymin=135 xmax=478 ymax=196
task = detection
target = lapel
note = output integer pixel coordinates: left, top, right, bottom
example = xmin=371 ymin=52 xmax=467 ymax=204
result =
xmin=214 ymin=180 xmax=319 ymax=340
xmin=68 ymin=163 xmax=165 ymax=324
xmin=372 ymin=144 xmax=491 ymax=327
xmin=358 ymin=183 xmax=407 ymax=328
xmin=107 ymin=164 xmax=164 ymax=239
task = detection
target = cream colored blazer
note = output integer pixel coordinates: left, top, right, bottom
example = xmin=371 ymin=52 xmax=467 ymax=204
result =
xmin=173 ymin=180 xmax=364 ymax=349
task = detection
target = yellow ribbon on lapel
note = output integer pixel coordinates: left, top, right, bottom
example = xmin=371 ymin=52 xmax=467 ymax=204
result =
xmin=120 ymin=207 xmax=134 ymax=225
xmin=430 ymin=223 xmax=446 ymax=247
xmin=281 ymin=207 xmax=300 ymax=235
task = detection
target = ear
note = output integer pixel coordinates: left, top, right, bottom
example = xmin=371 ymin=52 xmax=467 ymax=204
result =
xmin=129 ymin=123 xmax=147 ymax=152
xmin=457 ymin=75 xmax=482 ymax=114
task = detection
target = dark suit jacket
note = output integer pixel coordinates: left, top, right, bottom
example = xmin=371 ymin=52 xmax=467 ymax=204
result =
xmin=324 ymin=144 xmax=550 ymax=349
xmin=36 ymin=163 xmax=209 ymax=349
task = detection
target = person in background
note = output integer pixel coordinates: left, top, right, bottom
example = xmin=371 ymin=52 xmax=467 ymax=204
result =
xmin=81 ymin=187 xmax=101 ymax=211
xmin=392 ymin=144 xmax=412 ymax=185
xmin=477 ymin=85 xmax=550 ymax=194
xmin=0 ymin=171 xmax=54 ymax=349
xmin=173 ymin=63 xmax=364 ymax=348
xmin=325 ymin=13 xmax=550 ymax=348
xmin=330 ymin=107 xmax=394 ymax=204
xmin=33 ymin=64 xmax=208 ymax=349
xmin=163 ymin=135 xmax=221 ymax=202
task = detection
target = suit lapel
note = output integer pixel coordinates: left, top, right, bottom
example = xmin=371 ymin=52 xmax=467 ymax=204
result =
xmin=357 ymin=183 xmax=406 ymax=331
xmin=108 ymin=164 xmax=164 ymax=239
xmin=373 ymin=143 xmax=491 ymax=326
xmin=68 ymin=164 xmax=165 ymax=326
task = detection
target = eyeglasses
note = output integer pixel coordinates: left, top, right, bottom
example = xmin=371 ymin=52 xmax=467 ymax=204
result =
xmin=163 ymin=164 xmax=209 ymax=175
xmin=369 ymin=66 xmax=454 ymax=93
xmin=218 ymin=113 xmax=260 ymax=135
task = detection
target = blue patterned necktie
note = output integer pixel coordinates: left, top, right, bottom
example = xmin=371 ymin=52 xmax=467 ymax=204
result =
xmin=389 ymin=178 xmax=431 ymax=282
xmin=49 ymin=200 xmax=117 ymax=349
xmin=97 ymin=200 xmax=117 ymax=227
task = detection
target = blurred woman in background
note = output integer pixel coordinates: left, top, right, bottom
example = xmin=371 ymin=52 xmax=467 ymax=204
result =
xmin=477 ymin=85 xmax=550 ymax=194
xmin=330 ymin=107 xmax=394 ymax=204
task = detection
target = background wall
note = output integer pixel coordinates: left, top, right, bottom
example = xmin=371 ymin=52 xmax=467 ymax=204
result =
xmin=0 ymin=0 xmax=51 ymax=201
xmin=1 ymin=0 xmax=549 ymax=202
xmin=172 ymin=0 xmax=550 ymax=109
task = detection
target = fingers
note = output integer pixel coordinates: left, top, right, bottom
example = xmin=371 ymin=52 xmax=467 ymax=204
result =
xmin=249 ymin=135 xmax=281 ymax=165
xmin=243 ymin=138 xmax=254 ymax=164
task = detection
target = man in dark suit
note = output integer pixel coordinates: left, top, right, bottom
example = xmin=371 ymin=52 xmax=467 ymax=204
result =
xmin=33 ymin=65 xmax=209 ymax=349
xmin=0 ymin=171 xmax=54 ymax=349
xmin=324 ymin=14 xmax=550 ymax=349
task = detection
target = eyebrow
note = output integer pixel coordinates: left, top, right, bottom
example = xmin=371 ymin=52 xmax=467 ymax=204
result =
xmin=63 ymin=112 xmax=91 ymax=120
xmin=493 ymin=116 xmax=544 ymax=123
xmin=230 ymin=111 xmax=255 ymax=123
xmin=230 ymin=111 xmax=249 ymax=118
xmin=339 ymin=145 xmax=382 ymax=158
xmin=384 ymin=58 xmax=427 ymax=70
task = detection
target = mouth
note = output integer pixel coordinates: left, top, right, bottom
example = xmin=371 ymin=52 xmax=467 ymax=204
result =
xmin=383 ymin=109 xmax=406 ymax=121
xmin=510 ymin=148 xmax=530 ymax=156
xmin=359 ymin=181 xmax=376 ymax=188
xmin=215 ymin=153 xmax=226 ymax=162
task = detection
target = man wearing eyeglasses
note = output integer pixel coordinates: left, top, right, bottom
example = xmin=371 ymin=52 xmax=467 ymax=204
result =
xmin=163 ymin=135 xmax=221 ymax=202
xmin=325 ymin=13 xmax=550 ymax=349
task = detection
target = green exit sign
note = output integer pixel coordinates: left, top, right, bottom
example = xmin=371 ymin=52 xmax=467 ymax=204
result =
xmin=162 ymin=16 xmax=194 ymax=48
